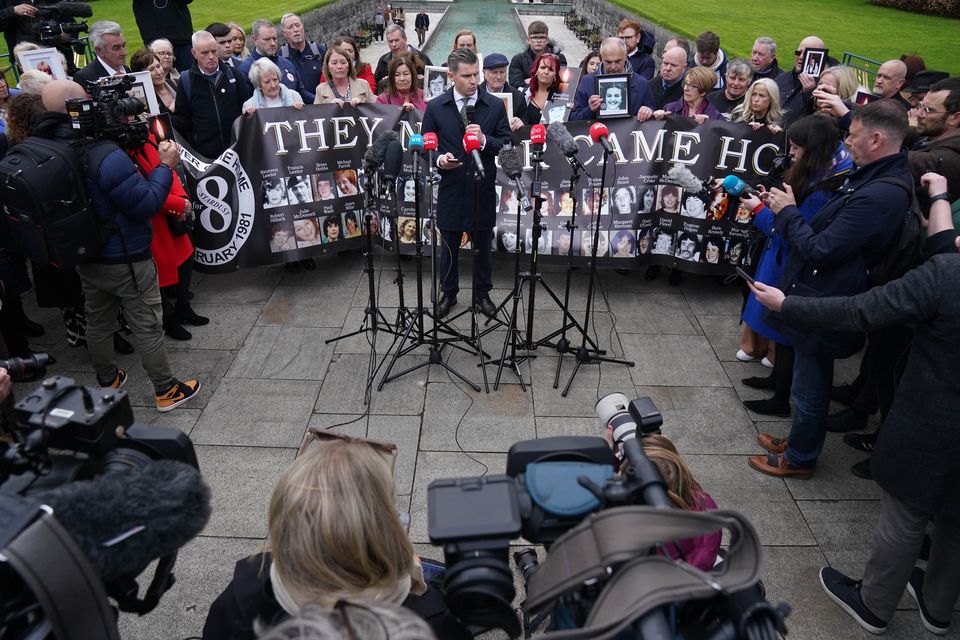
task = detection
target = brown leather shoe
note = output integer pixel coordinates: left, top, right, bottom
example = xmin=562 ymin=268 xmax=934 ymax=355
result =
xmin=757 ymin=433 xmax=788 ymax=455
xmin=748 ymin=453 xmax=813 ymax=479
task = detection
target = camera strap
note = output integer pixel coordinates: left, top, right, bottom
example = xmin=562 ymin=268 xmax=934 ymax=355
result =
xmin=2 ymin=509 xmax=121 ymax=640
xmin=525 ymin=507 xmax=762 ymax=639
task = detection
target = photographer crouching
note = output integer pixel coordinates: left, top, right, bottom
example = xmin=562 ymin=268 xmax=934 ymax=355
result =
xmin=34 ymin=80 xmax=200 ymax=411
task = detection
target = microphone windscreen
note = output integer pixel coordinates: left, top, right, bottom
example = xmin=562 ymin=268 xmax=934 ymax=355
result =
xmin=548 ymin=121 xmax=579 ymax=156
xmin=589 ymin=122 xmax=609 ymax=143
xmin=35 ymin=461 xmax=211 ymax=581
xmin=465 ymin=103 xmax=476 ymax=124
xmin=721 ymin=174 xmax=748 ymax=196
xmin=52 ymin=1 xmax=94 ymax=17
xmin=363 ymin=130 xmax=399 ymax=169
xmin=408 ymin=133 xmax=424 ymax=152
xmin=530 ymin=124 xmax=546 ymax=145
xmin=667 ymin=163 xmax=707 ymax=193
xmin=423 ymin=132 xmax=438 ymax=151
xmin=382 ymin=139 xmax=404 ymax=180
xmin=462 ymin=132 xmax=481 ymax=153
xmin=498 ymin=146 xmax=523 ymax=179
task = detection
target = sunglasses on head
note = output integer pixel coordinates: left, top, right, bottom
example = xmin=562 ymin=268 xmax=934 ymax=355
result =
xmin=299 ymin=428 xmax=398 ymax=472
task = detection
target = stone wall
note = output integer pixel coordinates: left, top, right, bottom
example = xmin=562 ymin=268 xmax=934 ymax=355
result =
xmin=570 ymin=0 xmax=676 ymax=58
xmin=300 ymin=0 xmax=379 ymax=46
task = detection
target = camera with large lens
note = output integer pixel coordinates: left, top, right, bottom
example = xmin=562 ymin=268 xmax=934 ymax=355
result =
xmin=427 ymin=394 xmax=789 ymax=639
xmin=65 ymin=75 xmax=150 ymax=149
xmin=31 ymin=0 xmax=93 ymax=53
xmin=0 ymin=374 xmax=210 ymax=638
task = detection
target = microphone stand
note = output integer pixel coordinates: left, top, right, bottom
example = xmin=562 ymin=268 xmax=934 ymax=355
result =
xmin=379 ymin=146 xmax=480 ymax=392
xmin=325 ymin=167 xmax=395 ymax=404
xmin=560 ymin=147 xmax=634 ymax=397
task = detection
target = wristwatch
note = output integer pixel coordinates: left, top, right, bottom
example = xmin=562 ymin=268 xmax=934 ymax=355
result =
xmin=929 ymin=192 xmax=951 ymax=204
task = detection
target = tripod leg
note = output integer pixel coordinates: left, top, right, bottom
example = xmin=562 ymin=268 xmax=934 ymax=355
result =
xmin=377 ymin=312 xmax=419 ymax=391
xmin=561 ymin=358 xmax=583 ymax=397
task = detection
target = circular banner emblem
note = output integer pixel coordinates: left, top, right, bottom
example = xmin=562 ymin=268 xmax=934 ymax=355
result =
xmin=191 ymin=149 xmax=256 ymax=267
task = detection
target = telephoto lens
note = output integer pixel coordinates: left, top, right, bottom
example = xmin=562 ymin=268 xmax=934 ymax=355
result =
xmin=595 ymin=392 xmax=638 ymax=447
xmin=0 ymin=353 xmax=50 ymax=381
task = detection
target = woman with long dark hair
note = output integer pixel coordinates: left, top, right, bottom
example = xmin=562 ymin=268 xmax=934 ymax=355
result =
xmin=737 ymin=114 xmax=853 ymax=417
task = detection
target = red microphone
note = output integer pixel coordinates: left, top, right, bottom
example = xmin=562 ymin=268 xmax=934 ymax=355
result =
xmin=589 ymin=122 xmax=615 ymax=154
xmin=462 ymin=131 xmax=485 ymax=178
xmin=530 ymin=123 xmax=546 ymax=147
xmin=423 ymin=132 xmax=438 ymax=151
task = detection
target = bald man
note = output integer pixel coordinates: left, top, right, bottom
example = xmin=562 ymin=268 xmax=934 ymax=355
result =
xmin=874 ymin=60 xmax=910 ymax=108
xmin=649 ymin=47 xmax=687 ymax=109
xmin=31 ymin=79 xmax=202 ymax=412
xmin=776 ymin=35 xmax=836 ymax=129
xmin=570 ymin=37 xmax=654 ymax=121
xmin=40 ymin=79 xmax=87 ymax=112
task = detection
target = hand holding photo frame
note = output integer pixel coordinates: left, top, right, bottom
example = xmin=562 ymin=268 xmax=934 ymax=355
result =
xmin=801 ymin=48 xmax=828 ymax=78
xmin=596 ymin=73 xmax=630 ymax=119
xmin=424 ymin=66 xmax=451 ymax=101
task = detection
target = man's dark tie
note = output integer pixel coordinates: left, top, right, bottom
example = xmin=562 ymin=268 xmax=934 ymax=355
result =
xmin=459 ymin=100 xmax=469 ymax=127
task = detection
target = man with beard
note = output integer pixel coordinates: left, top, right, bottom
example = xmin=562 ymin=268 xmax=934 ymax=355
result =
xmin=908 ymin=77 xmax=960 ymax=200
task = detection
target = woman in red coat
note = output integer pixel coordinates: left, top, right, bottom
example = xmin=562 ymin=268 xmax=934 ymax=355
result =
xmin=128 ymin=132 xmax=209 ymax=340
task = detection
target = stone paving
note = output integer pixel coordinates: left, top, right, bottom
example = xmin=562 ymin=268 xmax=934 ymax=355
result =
xmin=15 ymin=251 xmax=958 ymax=640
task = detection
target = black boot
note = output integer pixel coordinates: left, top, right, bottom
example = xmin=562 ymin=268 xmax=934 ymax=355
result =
xmin=177 ymin=305 xmax=209 ymax=326
xmin=163 ymin=316 xmax=192 ymax=340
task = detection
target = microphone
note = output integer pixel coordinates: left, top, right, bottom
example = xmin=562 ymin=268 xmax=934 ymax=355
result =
xmin=530 ymin=123 xmax=546 ymax=152
xmin=382 ymin=139 xmax=404 ymax=194
xmin=34 ymin=460 xmax=211 ymax=581
xmin=547 ymin=121 xmax=587 ymax=173
xmin=721 ymin=174 xmax=760 ymax=199
xmin=465 ymin=103 xmax=476 ymax=127
xmin=498 ymin=147 xmax=533 ymax=212
xmin=589 ymin=122 xmax=614 ymax=155
xmin=463 ymin=132 xmax=485 ymax=179
xmin=422 ymin=132 xmax=438 ymax=175
xmin=408 ymin=133 xmax=424 ymax=153
xmin=408 ymin=133 xmax=423 ymax=176
xmin=363 ymin=130 xmax=399 ymax=172
xmin=46 ymin=1 xmax=94 ymax=17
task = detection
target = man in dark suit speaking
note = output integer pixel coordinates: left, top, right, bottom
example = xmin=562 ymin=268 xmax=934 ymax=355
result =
xmin=421 ymin=48 xmax=512 ymax=319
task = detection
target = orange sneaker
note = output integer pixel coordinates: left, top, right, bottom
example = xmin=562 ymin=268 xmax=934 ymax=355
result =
xmin=155 ymin=379 xmax=201 ymax=413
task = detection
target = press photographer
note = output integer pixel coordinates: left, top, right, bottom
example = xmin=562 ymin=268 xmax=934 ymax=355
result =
xmin=0 ymin=0 xmax=91 ymax=74
xmin=31 ymin=79 xmax=200 ymax=412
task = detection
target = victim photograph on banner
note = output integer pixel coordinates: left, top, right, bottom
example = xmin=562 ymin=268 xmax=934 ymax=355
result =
xmin=176 ymin=103 xmax=783 ymax=274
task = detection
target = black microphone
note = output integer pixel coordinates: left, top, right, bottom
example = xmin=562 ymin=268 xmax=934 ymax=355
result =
xmin=498 ymin=147 xmax=533 ymax=212
xmin=464 ymin=103 xmax=476 ymax=127
xmin=46 ymin=1 xmax=94 ymax=17
xmin=547 ymin=121 xmax=587 ymax=173
xmin=382 ymin=138 xmax=404 ymax=194
xmin=34 ymin=460 xmax=211 ymax=581
xmin=363 ymin=130 xmax=399 ymax=172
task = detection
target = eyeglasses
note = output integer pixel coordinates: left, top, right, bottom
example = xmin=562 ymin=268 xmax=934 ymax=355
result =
xmin=155 ymin=51 xmax=173 ymax=57
xmin=918 ymin=103 xmax=955 ymax=116
xmin=529 ymin=35 xmax=548 ymax=41
xmin=794 ymin=49 xmax=803 ymax=56
xmin=299 ymin=428 xmax=398 ymax=472
xmin=619 ymin=32 xmax=639 ymax=39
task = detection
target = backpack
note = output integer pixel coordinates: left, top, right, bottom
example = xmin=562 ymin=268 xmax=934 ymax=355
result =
xmin=0 ymin=137 xmax=116 ymax=269
xmin=864 ymin=177 xmax=923 ymax=286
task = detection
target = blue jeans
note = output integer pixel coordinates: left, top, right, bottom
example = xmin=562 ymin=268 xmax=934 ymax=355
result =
xmin=784 ymin=350 xmax=834 ymax=469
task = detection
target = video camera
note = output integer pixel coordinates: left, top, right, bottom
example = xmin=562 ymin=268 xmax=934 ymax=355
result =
xmin=0 ymin=371 xmax=211 ymax=638
xmin=66 ymin=75 xmax=150 ymax=149
xmin=428 ymin=394 xmax=789 ymax=639
xmin=31 ymin=0 xmax=92 ymax=54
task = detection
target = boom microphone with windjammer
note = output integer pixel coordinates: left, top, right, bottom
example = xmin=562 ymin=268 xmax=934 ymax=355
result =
xmin=498 ymin=146 xmax=532 ymax=212
xmin=548 ymin=121 xmax=588 ymax=173
xmin=362 ymin=130 xmax=400 ymax=172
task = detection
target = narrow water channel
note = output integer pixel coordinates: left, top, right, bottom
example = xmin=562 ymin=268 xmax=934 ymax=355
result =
xmin=422 ymin=0 xmax=526 ymax=61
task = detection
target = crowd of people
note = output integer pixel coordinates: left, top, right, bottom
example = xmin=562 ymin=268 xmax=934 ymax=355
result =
xmin=0 ymin=2 xmax=958 ymax=638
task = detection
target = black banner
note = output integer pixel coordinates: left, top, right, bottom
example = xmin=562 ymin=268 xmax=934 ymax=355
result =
xmin=178 ymin=104 xmax=782 ymax=273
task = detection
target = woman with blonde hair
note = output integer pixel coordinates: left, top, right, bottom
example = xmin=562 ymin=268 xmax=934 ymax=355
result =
xmin=819 ymin=66 xmax=859 ymax=101
xmin=203 ymin=433 xmax=466 ymax=640
xmin=227 ymin=22 xmax=251 ymax=60
xmin=730 ymin=78 xmax=783 ymax=134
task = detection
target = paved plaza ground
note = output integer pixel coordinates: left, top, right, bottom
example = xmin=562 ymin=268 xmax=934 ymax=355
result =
xmin=15 ymin=251 xmax=958 ymax=640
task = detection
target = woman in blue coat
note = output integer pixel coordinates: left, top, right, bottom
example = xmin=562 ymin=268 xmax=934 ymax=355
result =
xmin=738 ymin=114 xmax=853 ymax=416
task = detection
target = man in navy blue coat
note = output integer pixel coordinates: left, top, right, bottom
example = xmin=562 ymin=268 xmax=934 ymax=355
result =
xmin=421 ymin=48 xmax=512 ymax=318
xmin=746 ymin=103 xmax=912 ymax=480
xmin=570 ymin=37 xmax=654 ymax=121
xmin=238 ymin=19 xmax=314 ymax=103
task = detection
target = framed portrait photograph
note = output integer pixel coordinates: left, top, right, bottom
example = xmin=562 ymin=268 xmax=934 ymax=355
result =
xmin=19 ymin=47 xmax=67 ymax=80
xmin=128 ymin=71 xmax=160 ymax=116
xmin=491 ymin=92 xmax=513 ymax=119
xmin=424 ymin=66 xmax=450 ymax=101
xmin=802 ymin=47 xmax=828 ymax=77
xmin=542 ymin=97 xmax=570 ymax=125
xmin=854 ymin=89 xmax=880 ymax=105
xmin=595 ymin=73 xmax=630 ymax=119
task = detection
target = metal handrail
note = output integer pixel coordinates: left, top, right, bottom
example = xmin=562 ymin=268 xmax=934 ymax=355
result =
xmin=841 ymin=52 xmax=881 ymax=89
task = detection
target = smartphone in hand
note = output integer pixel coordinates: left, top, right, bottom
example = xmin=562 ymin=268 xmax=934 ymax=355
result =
xmin=735 ymin=266 xmax=755 ymax=284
